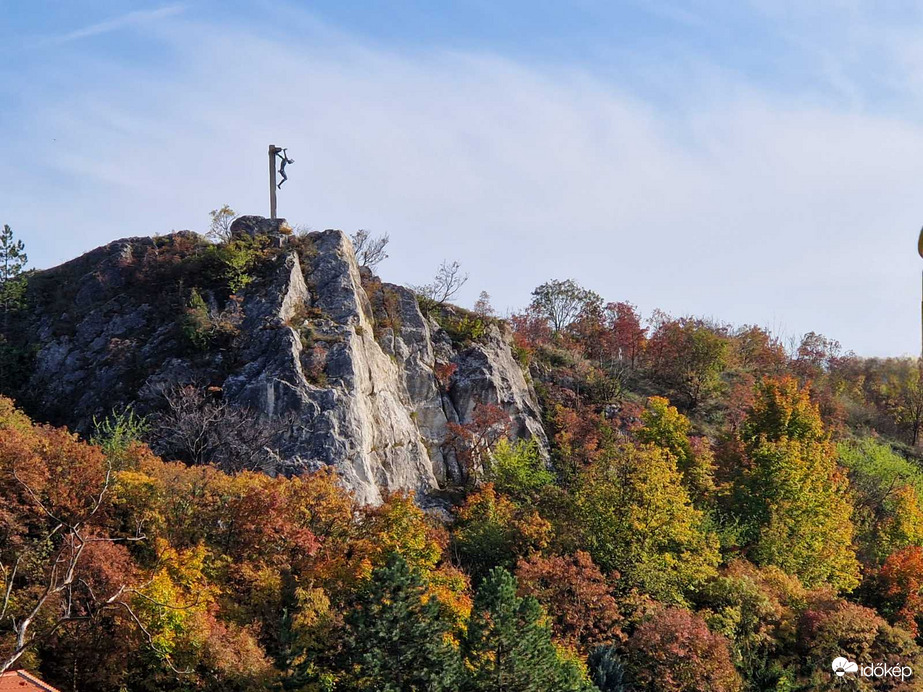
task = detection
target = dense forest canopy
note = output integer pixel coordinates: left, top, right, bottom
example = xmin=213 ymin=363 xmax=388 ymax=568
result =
xmin=2 ymin=225 xmax=923 ymax=690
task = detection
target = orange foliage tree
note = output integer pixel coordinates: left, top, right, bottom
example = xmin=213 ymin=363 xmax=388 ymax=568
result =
xmin=627 ymin=607 xmax=742 ymax=692
xmin=515 ymin=550 xmax=623 ymax=652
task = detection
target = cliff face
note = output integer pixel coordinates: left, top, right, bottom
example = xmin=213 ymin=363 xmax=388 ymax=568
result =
xmin=5 ymin=225 xmax=547 ymax=504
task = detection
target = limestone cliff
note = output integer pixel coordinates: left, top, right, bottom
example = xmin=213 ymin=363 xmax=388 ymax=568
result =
xmin=3 ymin=224 xmax=547 ymax=504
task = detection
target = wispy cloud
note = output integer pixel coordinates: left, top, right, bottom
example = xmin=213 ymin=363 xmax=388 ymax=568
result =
xmin=632 ymin=0 xmax=712 ymax=30
xmin=49 ymin=4 xmax=185 ymax=44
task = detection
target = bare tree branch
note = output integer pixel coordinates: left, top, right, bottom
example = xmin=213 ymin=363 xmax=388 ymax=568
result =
xmin=149 ymin=385 xmax=292 ymax=473
xmin=413 ymin=260 xmax=469 ymax=305
xmin=350 ymin=229 xmax=390 ymax=270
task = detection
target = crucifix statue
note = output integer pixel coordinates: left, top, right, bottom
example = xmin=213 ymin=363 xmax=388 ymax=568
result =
xmin=918 ymin=226 xmax=923 ymax=360
xmin=268 ymin=145 xmax=294 ymax=219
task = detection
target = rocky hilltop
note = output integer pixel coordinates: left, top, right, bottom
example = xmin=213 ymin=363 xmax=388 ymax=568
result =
xmin=2 ymin=219 xmax=547 ymax=504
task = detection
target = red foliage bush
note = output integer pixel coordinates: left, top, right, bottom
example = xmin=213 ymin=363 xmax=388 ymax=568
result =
xmin=627 ymin=607 xmax=742 ymax=692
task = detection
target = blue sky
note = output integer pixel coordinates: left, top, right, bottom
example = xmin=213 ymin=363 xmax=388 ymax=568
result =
xmin=3 ymin=1 xmax=923 ymax=356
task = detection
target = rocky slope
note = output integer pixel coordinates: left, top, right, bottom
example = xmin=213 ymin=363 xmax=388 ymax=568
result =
xmin=2 ymin=220 xmax=547 ymax=504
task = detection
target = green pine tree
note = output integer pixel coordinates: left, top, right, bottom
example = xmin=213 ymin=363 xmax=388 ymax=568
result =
xmin=462 ymin=567 xmax=598 ymax=692
xmin=340 ymin=553 xmax=461 ymax=692
xmin=0 ymin=224 xmax=28 ymax=392
xmin=0 ymin=224 xmax=27 ymax=324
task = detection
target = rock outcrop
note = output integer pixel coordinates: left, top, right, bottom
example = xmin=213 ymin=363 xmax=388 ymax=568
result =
xmin=4 ymin=223 xmax=547 ymax=504
xmin=229 ymin=215 xmax=292 ymax=239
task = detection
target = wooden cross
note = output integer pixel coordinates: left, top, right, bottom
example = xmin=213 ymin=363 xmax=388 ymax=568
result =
xmin=268 ymin=145 xmax=294 ymax=219
xmin=919 ymin=227 xmax=923 ymax=359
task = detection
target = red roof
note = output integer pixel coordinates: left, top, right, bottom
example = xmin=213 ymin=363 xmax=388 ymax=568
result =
xmin=0 ymin=671 xmax=61 ymax=692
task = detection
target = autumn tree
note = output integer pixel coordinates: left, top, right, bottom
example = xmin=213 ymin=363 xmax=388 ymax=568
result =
xmin=791 ymin=331 xmax=841 ymax=382
xmin=529 ymin=279 xmax=602 ymax=335
xmin=694 ymin=570 xmax=785 ymax=685
xmin=547 ymin=403 xmax=607 ymax=483
xmin=740 ymin=376 xmax=826 ymax=443
xmin=880 ymin=360 xmax=923 ymax=446
xmin=873 ymin=547 xmax=923 ymax=637
xmin=797 ymin=598 xmax=923 ymax=688
xmin=452 ymin=485 xmax=551 ymax=583
xmin=0 ymin=401 xmax=155 ymax=675
xmin=567 ymin=303 xmax=610 ymax=365
xmin=841 ymin=437 xmax=923 ymax=562
xmin=462 ymin=568 xmax=597 ymax=692
xmin=350 ymin=229 xmax=390 ymax=270
xmin=110 ymin=458 xmax=354 ymax=689
xmin=635 ymin=396 xmax=715 ymax=502
xmin=875 ymin=485 xmax=923 ymax=563
xmin=734 ymin=377 xmax=860 ymax=591
xmin=509 ymin=309 xmax=553 ymax=356
xmin=355 ymin=492 xmax=445 ymax=574
xmin=605 ymin=301 xmax=646 ymax=367
xmin=109 ymin=463 xmax=325 ymax=685
xmin=444 ymin=403 xmax=511 ymax=485
xmin=335 ymin=493 xmax=472 ymax=637
xmin=646 ymin=316 xmax=729 ymax=409
xmin=576 ymin=441 xmax=719 ymax=603
xmin=485 ymin=439 xmax=553 ymax=501
xmin=207 ymin=205 xmax=237 ymax=242
xmin=626 ymin=608 xmax=742 ymax=692
xmin=731 ymin=326 xmax=787 ymax=376
xmin=206 ymin=474 xmax=322 ymax=569
xmin=570 ymin=300 xmax=648 ymax=373
xmin=515 ymin=551 xmax=623 ymax=652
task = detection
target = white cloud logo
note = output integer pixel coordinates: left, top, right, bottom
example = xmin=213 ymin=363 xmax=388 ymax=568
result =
xmin=832 ymin=657 xmax=859 ymax=677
